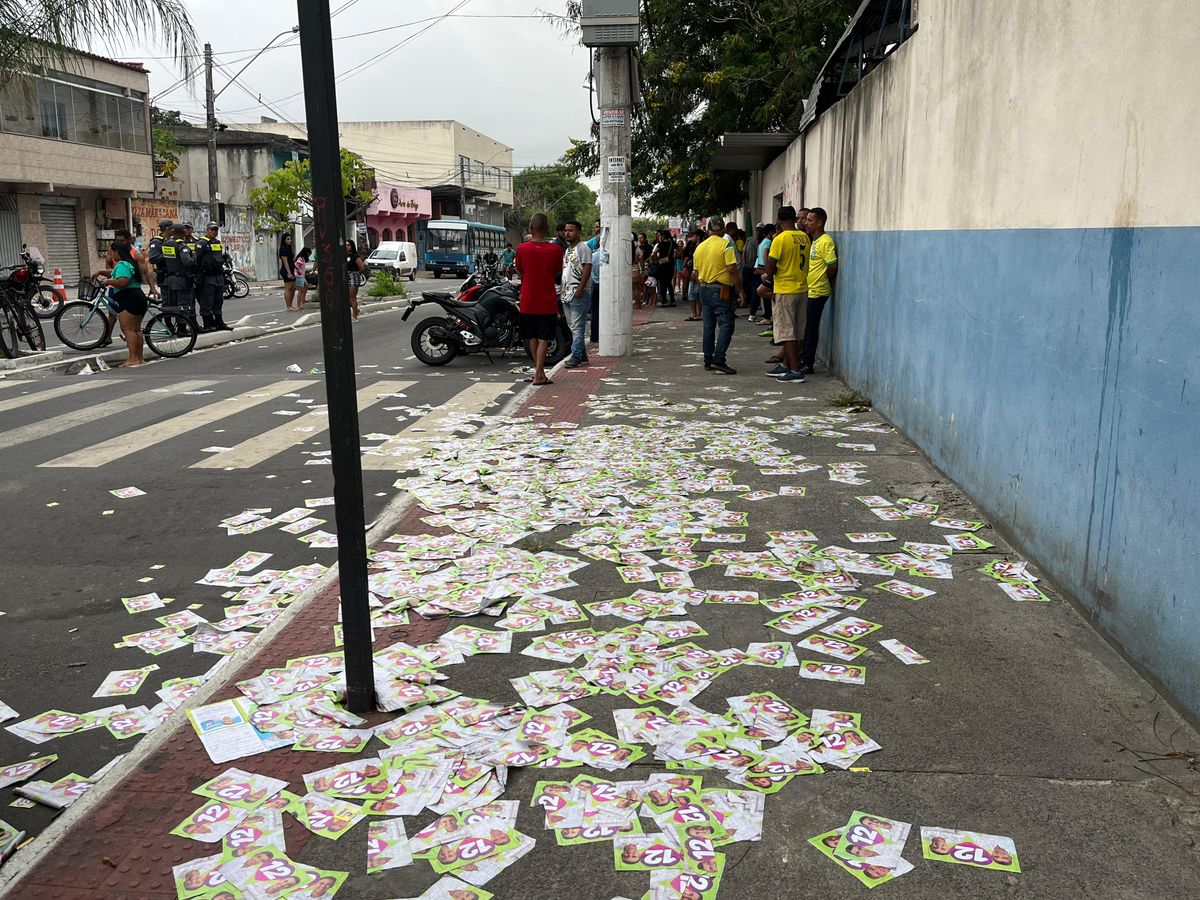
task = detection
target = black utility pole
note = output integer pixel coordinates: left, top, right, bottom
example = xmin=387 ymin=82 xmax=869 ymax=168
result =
xmin=295 ymin=0 xmax=375 ymax=713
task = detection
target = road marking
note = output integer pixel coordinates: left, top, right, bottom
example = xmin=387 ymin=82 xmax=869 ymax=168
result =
xmin=192 ymin=380 xmax=415 ymax=470
xmin=0 ymin=379 xmax=117 ymax=414
xmin=0 ymin=380 xmax=218 ymax=452
xmin=39 ymin=380 xmax=316 ymax=468
xmin=362 ymin=381 xmax=514 ymax=470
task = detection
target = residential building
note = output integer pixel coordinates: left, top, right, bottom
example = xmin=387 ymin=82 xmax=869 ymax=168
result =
xmin=149 ymin=125 xmax=308 ymax=280
xmin=237 ymin=119 xmax=514 ymax=252
xmin=366 ymin=181 xmax=432 ymax=247
xmin=0 ymin=49 xmax=153 ymax=284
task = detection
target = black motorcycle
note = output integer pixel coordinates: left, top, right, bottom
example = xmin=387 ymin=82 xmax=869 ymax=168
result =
xmin=402 ymin=273 xmax=570 ymax=368
xmin=222 ymin=259 xmax=251 ymax=299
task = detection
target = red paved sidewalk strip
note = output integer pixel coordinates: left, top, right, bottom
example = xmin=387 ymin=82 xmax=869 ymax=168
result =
xmin=4 ymin=306 xmax=656 ymax=899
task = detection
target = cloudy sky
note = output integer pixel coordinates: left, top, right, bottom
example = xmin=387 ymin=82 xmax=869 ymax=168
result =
xmin=99 ymin=0 xmax=594 ymax=173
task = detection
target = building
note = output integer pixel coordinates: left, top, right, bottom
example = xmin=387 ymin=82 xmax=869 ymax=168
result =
xmin=149 ymin=126 xmax=308 ymax=280
xmin=0 ymin=49 xmax=153 ymax=284
xmin=366 ymin=181 xmax=432 ymax=247
xmin=237 ymin=119 xmax=514 ymax=252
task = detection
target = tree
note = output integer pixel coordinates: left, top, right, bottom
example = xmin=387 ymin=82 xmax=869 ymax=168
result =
xmin=0 ymin=1 xmax=197 ymax=82
xmin=151 ymin=107 xmax=184 ymax=178
xmin=248 ymin=150 xmax=377 ymax=232
xmin=632 ymin=216 xmax=668 ymax=236
xmin=506 ymin=165 xmax=598 ymax=234
xmin=556 ymin=0 xmax=856 ymax=216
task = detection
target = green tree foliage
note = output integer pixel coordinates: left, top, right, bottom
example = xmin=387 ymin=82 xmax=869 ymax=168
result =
xmin=0 ymin=1 xmax=197 ymax=82
xmin=632 ymin=216 xmax=668 ymax=236
xmin=506 ymin=165 xmax=599 ymax=233
xmin=150 ymin=107 xmax=184 ymax=177
xmin=558 ymin=0 xmax=856 ymax=216
xmin=248 ymin=150 xmax=377 ymax=231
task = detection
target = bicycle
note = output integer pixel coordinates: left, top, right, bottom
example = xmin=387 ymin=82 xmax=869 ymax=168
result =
xmin=54 ymin=277 xmax=198 ymax=359
xmin=0 ymin=264 xmax=47 ymax=357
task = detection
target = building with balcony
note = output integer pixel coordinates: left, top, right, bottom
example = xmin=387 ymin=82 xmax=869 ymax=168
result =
xmin=0 ymin=49 xmax=153 ymax=283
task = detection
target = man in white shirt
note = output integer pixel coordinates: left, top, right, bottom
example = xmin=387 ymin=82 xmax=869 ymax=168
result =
xmin=560 ymin=220 xmax=593 ymax=368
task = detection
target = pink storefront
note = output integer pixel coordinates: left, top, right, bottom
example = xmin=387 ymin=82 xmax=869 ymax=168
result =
xmin=366 ymin=182 xmax=432 ymax=247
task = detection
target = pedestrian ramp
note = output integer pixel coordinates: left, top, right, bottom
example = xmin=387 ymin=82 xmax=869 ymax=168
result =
xmin=6 ymin=377 xmax=512 ymax=471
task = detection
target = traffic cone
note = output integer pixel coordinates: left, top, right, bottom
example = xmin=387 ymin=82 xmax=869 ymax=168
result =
xmin=52 ymin=267 xmax=66 ymax=302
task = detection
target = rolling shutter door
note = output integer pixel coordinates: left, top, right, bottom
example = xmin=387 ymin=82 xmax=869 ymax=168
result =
xmin=40 ymin=202 xmax=81 ymax=285
xmin=0 ymin=195 xmax=20 ymax=265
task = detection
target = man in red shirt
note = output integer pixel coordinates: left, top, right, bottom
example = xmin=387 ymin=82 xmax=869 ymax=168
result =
xmin=514 ymin=213 xmax=562 ymax=385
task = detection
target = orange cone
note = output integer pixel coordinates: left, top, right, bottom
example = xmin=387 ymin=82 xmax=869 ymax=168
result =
xmin=52 ymin=267 xmax=66 ymax=302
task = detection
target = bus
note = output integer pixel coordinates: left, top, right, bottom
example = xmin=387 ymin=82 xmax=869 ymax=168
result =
xmin=423 ymin=220 xmax=508 ymax=279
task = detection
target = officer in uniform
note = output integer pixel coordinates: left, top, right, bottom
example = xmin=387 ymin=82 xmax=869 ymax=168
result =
xmin=181 ymin=223 xmax=200 ymax=311
xmin=195 ymin=222 xmax=233 ymax=331
xmin=146 ymin=219 xmax=173 ymax=288
xmin=160 ymin=223 xmax=196 ymax=317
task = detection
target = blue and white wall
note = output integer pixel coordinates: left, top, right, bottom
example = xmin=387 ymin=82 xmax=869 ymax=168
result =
xmin=758 ymin=0 xmax=1200 ymax=720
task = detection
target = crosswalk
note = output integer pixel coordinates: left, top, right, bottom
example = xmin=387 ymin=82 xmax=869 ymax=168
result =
xmin=0 ymin=376 xmax=517 ymax=471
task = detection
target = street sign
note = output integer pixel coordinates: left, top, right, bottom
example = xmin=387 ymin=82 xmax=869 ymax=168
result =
xmin=600 ymin=107 xmax=626 ymax=127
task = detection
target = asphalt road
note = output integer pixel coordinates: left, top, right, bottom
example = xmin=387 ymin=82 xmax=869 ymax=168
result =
xmin=0 ymin=301 xmax=528 ymax=841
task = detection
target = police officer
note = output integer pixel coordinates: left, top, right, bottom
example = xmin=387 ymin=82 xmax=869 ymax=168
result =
xmin=160 ymin=223 xmax=196 ymax=317
xmin=147 ymin=219 xmax=173 ymax=288
xmin=195 ymin=222 xmax=232 ymax=331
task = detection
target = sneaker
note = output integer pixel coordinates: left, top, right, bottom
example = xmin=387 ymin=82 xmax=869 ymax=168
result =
xmin=778 ymin=369 xmax=806 ymax=382
xmin=765 ymin=364 xmax=789 ymax=377
xmin=704 ymin=362 xmax=713 ymax=370
xmin=758 ymin=329 xmax=774 ymax=338
xmin=711 ymin=362 xmax=737 ymax=375
xmin=799 ymin=364 xmax=814 ymax=375
xmin=563 ymin=356 xmax=584 ymax=369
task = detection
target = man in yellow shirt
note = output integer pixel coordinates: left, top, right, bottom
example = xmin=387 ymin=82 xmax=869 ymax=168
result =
xmin=764 ymin=206 xmax=810 ymax=382
xmin=802 ymin=207 xmax=838 ymax=374
xmin=693 ymin=217 xmax=747 ymax=374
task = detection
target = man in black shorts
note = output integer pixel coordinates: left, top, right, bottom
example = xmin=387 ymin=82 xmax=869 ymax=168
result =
xmin=514 ymin=213 xmax=563 ymax=386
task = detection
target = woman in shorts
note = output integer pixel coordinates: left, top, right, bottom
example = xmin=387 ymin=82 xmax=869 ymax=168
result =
xmin=91 ymin=240 xmax=148 ymax=367
xmin=279 ymin=233 xmax=297 ymax=310
xmin=345 ymin=240 xmax=366 ymax=321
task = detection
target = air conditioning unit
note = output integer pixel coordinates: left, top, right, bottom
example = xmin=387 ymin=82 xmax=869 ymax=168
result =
xmin=580 ymin=0 xmax=640 ymax=47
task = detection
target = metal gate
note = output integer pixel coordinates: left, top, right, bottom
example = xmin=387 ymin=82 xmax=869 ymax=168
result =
xmin=0 ymin=195 xmax=21 ymax=265
xmin=40 ymin=202 xmax=81 ymax=285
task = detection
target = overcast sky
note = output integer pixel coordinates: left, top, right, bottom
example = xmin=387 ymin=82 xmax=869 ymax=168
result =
xmin=98 ymin=0 xmax=594 ymax=173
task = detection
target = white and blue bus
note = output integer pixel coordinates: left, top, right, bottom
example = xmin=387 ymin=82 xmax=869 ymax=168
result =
xmin=422 ymin=220 xmax=508 ymax=279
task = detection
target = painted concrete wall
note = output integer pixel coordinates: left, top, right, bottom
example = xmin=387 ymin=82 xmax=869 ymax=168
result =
xmin=756 ymin=0 xmax=1200 ymax=719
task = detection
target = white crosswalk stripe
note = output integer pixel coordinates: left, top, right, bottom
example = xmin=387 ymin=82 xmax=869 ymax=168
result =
xmin=0 ymin=379 xmax=118 ymax=414
xmin=361 ymin=381 xmax=514 ymax=470
xmin=39 ymin=380 xmax=316 ymax=468
xmin=191 ymin=380 xmax=415 ymax=470
xmin=0 ymin=380 xmax=219 ymax=452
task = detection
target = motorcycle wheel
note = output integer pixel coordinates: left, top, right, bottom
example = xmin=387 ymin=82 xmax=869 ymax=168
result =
xmin=546 ymin=321 xmax=571 ymax=365
xmin=410 ymin=317 xmax=458 ymax=366
xmin=231 ymin=273 xmax=251 ymax=298
xmin=30 ymin=285 xmax=62 ymax=319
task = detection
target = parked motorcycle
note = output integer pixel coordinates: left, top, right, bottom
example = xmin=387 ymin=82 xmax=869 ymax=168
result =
xmin=222 ymin=259 xmax=251 ymax=300
xmin=402 ymin=272 xmax=569 ymax=367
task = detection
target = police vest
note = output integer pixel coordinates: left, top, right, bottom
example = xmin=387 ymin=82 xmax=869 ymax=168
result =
xmin=201 ymin=239 xmax=226 ymax=274
xmin=161 ymin=241 xmax=190 ymax=276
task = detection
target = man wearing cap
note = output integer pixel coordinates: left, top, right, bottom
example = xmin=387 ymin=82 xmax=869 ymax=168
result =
xmin=195 ymin=222 xmax=232 ymax=331
xmin=764 ymin=205 xmax=810 ymax=383
xmin=691 ymin=217 xmax=746 ymax=374
xmin=147 ymin=219 xmax=173 ymax=290
xmin=160 ymin=223 xmax=196 ymax=315
xmin=181 ymin=223 xmax=201 ymax=311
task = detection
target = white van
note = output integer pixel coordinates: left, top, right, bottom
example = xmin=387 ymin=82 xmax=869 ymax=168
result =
xmin=365 ymin=242 xmax=418 ymax=280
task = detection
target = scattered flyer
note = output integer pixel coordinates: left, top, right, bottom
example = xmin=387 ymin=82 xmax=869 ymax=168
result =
xmin=121 ymin=592 xmax=167 ymax=614
xmin=800 ymin=661 xmax=866 ymax=685
xmin=1 ymin=817 xmax=25 ymax=864
xmin=109 ymin=486 xmax=146 ymax=499
xmin=93 ymin=665 xmax=159 ymax=698
xmin=879 ymin=639 xmax=930 ymax=665
xmin=368 ymin=818 xmax=414 ymax=873
xmin=834 ymin=811 xmax=911 ymax=869
xmin=194 ymin=767 xmax=288 ymax=809
xmin=170 ymin=798 xmax=250 ymax=843
xmin=921 ymin=826 xmax=1020 ymax=872
xmin=0 ymin=754 xmax=57 ymax=789
xmin=186 ymin=698 xmax=267 ymax=764
xmin=874 ymin=579 xmax=937 ymax=600
xmin=809 ymin=827 xmax=914 ymax=888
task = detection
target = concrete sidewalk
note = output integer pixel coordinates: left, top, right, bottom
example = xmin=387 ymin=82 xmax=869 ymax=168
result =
xmin=4 ymin=304 xmax=1198 ymax=899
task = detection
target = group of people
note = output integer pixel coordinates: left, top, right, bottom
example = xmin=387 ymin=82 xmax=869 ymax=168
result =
xmin=87 ymin=218 xmax=233 ymax=367
xmin=277 ymin=235 xmax=368 ymax=320
xmin=681 ymin=206 xmax=837 ymax=379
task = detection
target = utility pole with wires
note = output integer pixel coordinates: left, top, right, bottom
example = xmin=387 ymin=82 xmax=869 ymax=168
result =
xmin=205 ymin=43 xmax=219 ymax=223
xmin=459 ymin=157 xmax=468 ymax=219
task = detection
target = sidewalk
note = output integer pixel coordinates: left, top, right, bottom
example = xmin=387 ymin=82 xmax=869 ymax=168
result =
xmin=4 ymin=303 xmax=1198 ymax=899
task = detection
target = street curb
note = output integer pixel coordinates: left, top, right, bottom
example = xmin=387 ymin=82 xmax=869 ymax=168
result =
xmin=0 ymin=297 xmax=411 ymax=381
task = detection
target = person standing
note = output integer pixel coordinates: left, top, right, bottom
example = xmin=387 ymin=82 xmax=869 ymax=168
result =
xmin=754 ymin=223 xmax=776 ymax=326
xmin=514 ymin=214 xmax=562 ymax=386
xmin=801 ymin=207 xmax=838 ymax=374
xmin=500 ymin=242 xmax=516 ymax=278
xmin=741 ymin=227 xmax=762 ymax=321
xmin=764 ymin=206 xmax=810 ymax=382
xmin=652 ymin=229 xmax=676 ymax=307
xmin=293 ymin=247 xmax=312 ymax=309
xmin=195 ymin=222 xmax=232 ymax=332
xmin=146 ymin=219 xmax=172 ymax=299
xmin=682 ymin=229 xmax=701 ymax=321
xmin=560 ymin=221 xmax=594 ymax=369
xmin=279 ymin=234 xmax=297 ymax=310
xmin=181 ymin=223 xmax=200 ymax=313
xmin=586 ymin=220 xmax=601 ymax=344
xmin=345 ymin=239 xmax=366 ymax=321
xmin=692 ymin=218 xmax=746 ymax=374
xmin=160 ymin=223 xmax=195 ymax=316
xmin=91 ymin=241 xmax=148 ymax=367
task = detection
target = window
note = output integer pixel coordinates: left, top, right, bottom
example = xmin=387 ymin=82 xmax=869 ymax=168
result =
xmin=473 ymin=160 xmax=484 ymax=182
xmin=0 ymin=72 xmax=147 ymax=152
xmin=428 ymin=227 xmax=466 ymax=253
xmin=458 ymin=154 xmax=470 ymax=179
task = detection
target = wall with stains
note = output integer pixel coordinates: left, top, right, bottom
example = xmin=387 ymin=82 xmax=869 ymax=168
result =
xmin=758 ymin=0 xmax=1200 ymax=720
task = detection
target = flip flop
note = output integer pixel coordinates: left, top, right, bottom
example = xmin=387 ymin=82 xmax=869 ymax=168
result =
xmin=532 ymin=379 xmax=554 ymax=386
xmin=523 ymin=377 xmax=534 ymax=382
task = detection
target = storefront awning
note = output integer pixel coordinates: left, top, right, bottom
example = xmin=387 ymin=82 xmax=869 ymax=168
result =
xmin=711 ymin=133 xmax=795 ymax=171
